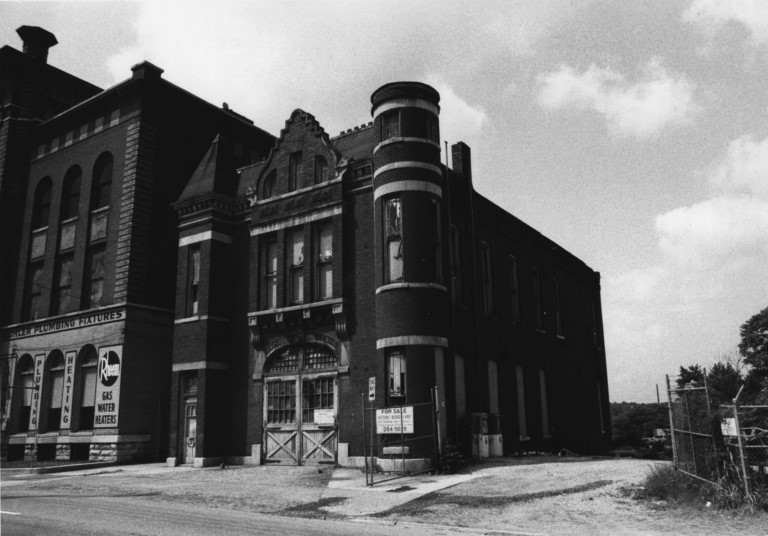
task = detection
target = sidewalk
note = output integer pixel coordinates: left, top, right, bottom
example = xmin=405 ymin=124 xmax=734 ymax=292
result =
xmin=321 ymin=467 xmax=479 ymax=516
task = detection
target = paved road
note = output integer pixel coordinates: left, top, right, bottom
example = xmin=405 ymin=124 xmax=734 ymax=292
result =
xmin=1 ymin=492 xmax=497 ymax=536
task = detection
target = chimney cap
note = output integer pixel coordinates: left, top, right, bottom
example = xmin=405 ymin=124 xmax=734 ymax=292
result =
xmin=16 ymin=26 xmax=58 ymax=61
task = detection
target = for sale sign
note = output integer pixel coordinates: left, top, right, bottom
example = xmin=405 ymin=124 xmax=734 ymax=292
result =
xmin=376 ymin=406 xmax=414 ymax=434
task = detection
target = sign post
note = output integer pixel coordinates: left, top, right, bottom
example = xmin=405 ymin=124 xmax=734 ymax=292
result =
xmin=368 ymin=377 xmax=375 ymax=401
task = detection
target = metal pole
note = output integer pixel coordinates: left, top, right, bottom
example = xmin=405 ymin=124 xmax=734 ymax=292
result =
xmin=400 ymin=404 xmax=405 ymax=474
xmin=732 ymin=386 xmax=750 ymax=498
xmin=362 ymin=392 xmax=368 ymax=486
xmin=665 ymin=375 xmax=678 ymax=469
xmin=702 ymin=370 xmax=720 ymax=480
xmin=369 ymin=398 xmax=375 ymax=486
xmin=432 ymin=387 xmax=441 ymax=471
xmin=682 ymin=389 xmax=697 ymax=476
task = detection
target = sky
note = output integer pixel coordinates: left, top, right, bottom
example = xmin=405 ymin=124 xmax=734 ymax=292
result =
xmin=2 ymin=0 xmax=768 ymax=403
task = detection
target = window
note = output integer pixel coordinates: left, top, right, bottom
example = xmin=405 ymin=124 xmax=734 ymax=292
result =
xmin=591 ymin=299 xmax=599 ymax=344
xmin=263 ymin=170 xmax=276 ymax=199
xmin=45 ymin=351 xmax=65 ymax=432
xmin=64 ymin=131 xmax=73 ymax=147
xmin=533 ymin=268 xmax=543 ymax=330
xmin=480 ymin=242 xmax=493 ymax=316
xmin=316 ymin=223 xmax=333 ymax=300
xmin=267 ymin=380 xmax=296 ymax=424
xmin=188 ymin=246 xmax=200 ymax=316
xmin=314 ymin=155 xmax=328 ymax=184
xmin=78 ymin=346 xmax=97 ymax=431
xmin=109 ymin=109 xmax=120 ymax=127
xmin=288 ymin=151 xmax=302 ymax=190
xmin=90 ymin=153 xmax=113 ymax=211
xmin=52 ymin=255 xmax=74 ymax=315
xmin=426 ymin=115 xmax=438 ymax=142
xmin=17 ymin=355 xmax=34 ymax=433
xmin=23 ymin=263 xmax=44 ymax=321
xmin=449 ymin=226 xmax=461 ymax=303
xmin=429 ymin=198 xmax=441 ymax=283
xmin=539 ymin=370 xmax=551 ymax=438
xmin=32 ymin=178 xmax=52 ymax=230
xmin=289 ymin=229 xmax=304 ymax=304
xmin=302 ymin=377 xmax=333 ymax=422
xmin=516 ymin=365 xmax=529 ymax=440
xmin=384 ymin=197 xmax=403 ymax=282
xmin=553 ymin=278 xmax=562 ymax=336
xmin=388 ymin=348 xmax=407 ymax=404
xmin=263 ymin=238 xmax=278 ymax=309
xmin=381 ymin=110 xmax=400 ymax=139
xmin=509 ymin=256 xmax=520 ymax=324
xmin=94 ymin=116 xmax=103 ymax=133
xmin=83 ymin=246 xmax=106 ymax=309
xmin=60 ymin=166 xmax=82 ymax=221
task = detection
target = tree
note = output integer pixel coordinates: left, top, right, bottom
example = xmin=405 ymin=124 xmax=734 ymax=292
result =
xmin=676 ymin=364 xmax=704 ymax=389
xmin=739 ymin=306 xmax=768 ymax=374
xmin=706 ymin=361 xmax=742 ymax=405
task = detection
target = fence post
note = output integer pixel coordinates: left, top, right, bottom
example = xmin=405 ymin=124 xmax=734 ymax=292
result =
xmin=732 ymin=387 xmax=750 ymax=498
xmin=666 ymin=375 xmax=678 ymax=469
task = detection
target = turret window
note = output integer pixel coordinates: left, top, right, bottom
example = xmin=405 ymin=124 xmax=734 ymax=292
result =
xmin=388 ymin=348 xmax=407 ymax=405
xmin=384 ymin=197 xmax=403 ymax=283
xmin=381 ymin=110 xmax=400 ymax=140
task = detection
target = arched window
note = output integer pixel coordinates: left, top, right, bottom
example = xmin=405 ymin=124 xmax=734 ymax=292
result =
xmin=43 ymin=351 xmax=65 ymax=432
xmin=31 ymin=178 xmax=52 ymax=230
xmin=90 ymin=153 xmax=113 ymax=210
xmin=14 ymin=355 xmax=35 ymax=433
xmin=264 ymin=344 xmax=336 ymax=374
xmin=76 ymin=345 xmax=98 ymax=431
xmin=263 ymin=170 xmax=276 ymax=199
xmin=60 ymin=166 xmax=82 ymax=221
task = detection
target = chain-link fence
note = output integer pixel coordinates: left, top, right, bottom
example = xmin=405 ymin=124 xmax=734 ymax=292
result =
xmin=667 ymin=375 xmax=768 ymax=498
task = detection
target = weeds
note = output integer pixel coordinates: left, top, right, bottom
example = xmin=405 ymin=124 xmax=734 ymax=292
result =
xmin=637 ymin=464 xmax=768 ymax=513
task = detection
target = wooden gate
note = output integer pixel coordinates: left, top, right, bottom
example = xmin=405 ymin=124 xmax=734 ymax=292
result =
xmin=264 ymin=374 xmax=337 ymax=465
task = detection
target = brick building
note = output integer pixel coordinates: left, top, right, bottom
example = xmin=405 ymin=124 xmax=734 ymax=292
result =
xmin=1 ymin=27 xmax=610 ymax=466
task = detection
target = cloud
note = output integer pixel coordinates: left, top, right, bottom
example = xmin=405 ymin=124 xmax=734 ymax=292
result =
xmin=709 ymin=135 xmax=768 ymax=197
xmin=604 ymin=133 xmax=768 ymax=401
xmin=683 ymin=0 xmax=768 ymax=45
xmin=427 ymin=78 xmax=488 ymax=149
xmin=537 ymin=59 xmax=697 ymax=138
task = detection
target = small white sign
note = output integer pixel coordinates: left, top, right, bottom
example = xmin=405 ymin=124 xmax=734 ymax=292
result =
xmin=376 ymin=406 xmax=414 ymax=434
xmin=313 ymin=409 xmax=335 ymax=424
xmin=721 ymin=418 xmax=737 ymax=437
xmin=368 ymin=377 xmax=376 ymax=401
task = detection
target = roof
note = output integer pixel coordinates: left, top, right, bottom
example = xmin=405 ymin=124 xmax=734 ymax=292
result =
xmin=178 ymin=134 xmax=240 ymax=200
xmin=332 ymin=124 xmax=375 ymax=160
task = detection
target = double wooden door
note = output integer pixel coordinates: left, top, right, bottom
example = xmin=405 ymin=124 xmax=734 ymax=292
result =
xmin=264 ymin=375 xmax=337 ymax=465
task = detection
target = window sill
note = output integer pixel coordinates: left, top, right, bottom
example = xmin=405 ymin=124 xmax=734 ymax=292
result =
xmin=556 ymin=335 xmax=565 ymax=340
xmin=519 ymin=436 xmax=531 ymax=441
xmin=376 ymin=282 xmax=447 ymax=294
xmin=175 ymin=316 xmax=199 ymax=325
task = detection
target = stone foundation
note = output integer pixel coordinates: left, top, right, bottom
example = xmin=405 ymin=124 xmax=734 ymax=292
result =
xmin=55 ymin=444 xmax=71 ymax=461
xmin=89 ymin=441 xmax=153 ymax=462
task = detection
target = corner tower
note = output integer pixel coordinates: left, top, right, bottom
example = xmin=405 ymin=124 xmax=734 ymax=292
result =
xmin=371 ymin=82 xmax=448 ymax=450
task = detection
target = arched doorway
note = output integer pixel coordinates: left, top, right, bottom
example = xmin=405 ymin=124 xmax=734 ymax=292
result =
xmin=263 ymin=343 xmax=338 ymax=465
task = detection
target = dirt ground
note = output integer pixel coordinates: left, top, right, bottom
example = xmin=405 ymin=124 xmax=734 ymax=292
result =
xmin=378 ymin=458 xmax=768 ymax=536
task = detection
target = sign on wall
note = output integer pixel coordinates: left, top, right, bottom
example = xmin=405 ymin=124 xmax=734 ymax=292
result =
xmin=60 ymin=351 xmax=77 ymax=429
xmin=376 ymin=406 xmax=414 ymax=434
xmin=368 ymin=377 xmax=376 ymax=401
xmin=94 ymin=345 xmax=122 ymax=428
xmin=29 ymin=353 xmax=45 ymax=431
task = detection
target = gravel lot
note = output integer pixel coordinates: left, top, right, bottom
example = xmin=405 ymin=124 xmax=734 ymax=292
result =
xmin=378 ymin=457 xmax=768 ymax=536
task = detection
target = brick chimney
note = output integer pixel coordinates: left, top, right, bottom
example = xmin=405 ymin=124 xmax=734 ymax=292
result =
xmin=16 ymin=26 xmax=58 ymax=63
xmin=451 ymin=142 xmax=472 ymax=182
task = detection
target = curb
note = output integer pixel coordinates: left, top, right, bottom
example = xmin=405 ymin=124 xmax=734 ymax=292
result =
xmin=2 ymin=461 xmax=120 ymax=475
